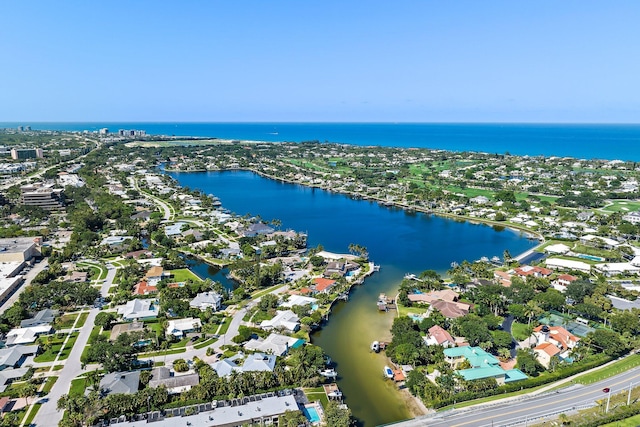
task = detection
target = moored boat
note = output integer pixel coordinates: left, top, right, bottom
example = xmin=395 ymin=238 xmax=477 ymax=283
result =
xmin=384 ymin=366 xmax=394 ymax=379
xmin=371 ymin=341 xmax=380 ymax=352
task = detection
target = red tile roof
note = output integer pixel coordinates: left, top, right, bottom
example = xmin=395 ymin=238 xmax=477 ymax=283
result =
xmin=134 ymin=281 xmax=157 ymax=295
xmin=428 ymin=325 xmax=454 ymax=345
xmin=313 ymin=278 xmax=336 ymax=292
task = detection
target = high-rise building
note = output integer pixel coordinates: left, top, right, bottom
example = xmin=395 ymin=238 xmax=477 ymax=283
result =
xmin=11 ymin=148 xmax=44 ymax=160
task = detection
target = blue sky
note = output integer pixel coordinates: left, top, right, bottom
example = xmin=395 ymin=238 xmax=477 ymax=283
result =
xmin=2 ymin=1 xmax=639 ymax=122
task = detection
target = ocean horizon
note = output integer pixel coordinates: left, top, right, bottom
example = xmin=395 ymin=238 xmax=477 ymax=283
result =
xmin=3 ymin=122 xmax=640 ymax=161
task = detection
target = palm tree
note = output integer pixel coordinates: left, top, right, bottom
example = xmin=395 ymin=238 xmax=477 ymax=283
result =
xmin=524 ymin=301 xmax=543 ymax=326
xmin=503 ymin=249 xmax=512 ymax=266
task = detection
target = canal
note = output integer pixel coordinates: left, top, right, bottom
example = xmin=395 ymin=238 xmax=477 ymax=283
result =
xmin=167 ymin=170 xmax=538 ymax=427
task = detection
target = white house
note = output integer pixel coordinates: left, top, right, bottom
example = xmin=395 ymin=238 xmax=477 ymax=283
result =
xmin=189 ymin=291 xmax=222 ymax=311
xmin=260 ymin=310 xmax=300 ymax=332
xmin=166 ymin=318 xmax=202 ymax=338
xmin=117 ymin=299 xmax=158 ymax=320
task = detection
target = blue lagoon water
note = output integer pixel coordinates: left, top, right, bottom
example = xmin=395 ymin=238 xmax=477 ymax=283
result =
xmin=169 ymin=170 xmax=537 ymax=427
xmin=5 ymin=122 xmax=640 ymax=160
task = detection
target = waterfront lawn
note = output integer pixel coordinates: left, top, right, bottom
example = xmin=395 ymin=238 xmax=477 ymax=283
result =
xmin=303 ymin=387 xmax=329 ymax=408
xmin=168 ymin=268 xmax=202 ymax=283
xmin=573 ymin=244 xmax=620 ymax=260
xmin=511 ymin=322 xmax=532 ymax=341
xmin=397 ymin=304 xmax=429 ymax=318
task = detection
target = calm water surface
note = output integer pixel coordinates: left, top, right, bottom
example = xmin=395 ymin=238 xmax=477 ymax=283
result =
xmin=168 ymin=170 xmax=537 ymax=426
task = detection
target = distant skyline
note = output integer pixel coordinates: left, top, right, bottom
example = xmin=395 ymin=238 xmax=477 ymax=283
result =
xmin=3 ymin=1 xmax=640 ymax=123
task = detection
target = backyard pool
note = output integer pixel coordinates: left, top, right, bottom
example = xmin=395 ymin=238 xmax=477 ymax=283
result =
xmin=303 ymin=405 xmax=321 ymax=423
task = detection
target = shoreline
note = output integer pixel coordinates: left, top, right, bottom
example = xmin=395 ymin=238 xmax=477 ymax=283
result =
xmin=172 ymin=165 xmax=545 ymax=261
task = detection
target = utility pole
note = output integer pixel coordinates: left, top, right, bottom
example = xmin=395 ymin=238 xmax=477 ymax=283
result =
xmin=628 ymin=381 xmax=633 ymax=406
xmin=606 ymin=388 xmax=612 ymax=413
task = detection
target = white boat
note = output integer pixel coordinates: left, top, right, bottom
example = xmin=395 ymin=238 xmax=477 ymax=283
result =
xmin=320 ymin=369 xmax=338 ymax=378
xmin=404 ymin=273 xmax=417 ymax=280
xmin=327 ymin=390 xmax=343 ymax=398
xmin=384 ymin=366 xmax=394 ymax=379
xmin=371 ymin=341 xmax=380 ymax=353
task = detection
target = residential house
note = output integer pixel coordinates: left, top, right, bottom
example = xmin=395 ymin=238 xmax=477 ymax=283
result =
xmin=148 ymin=367 xmax=199 ymax=394
xmin=241 ymin=223 xmax=275 ymax=238
xmin=164 ymin=222 xmax=187 ymax=237
xmin=443 ymin=346 xmax=527 ymax=385
xmin=323 ymin=261 xmax=359 ymax=278
xmin=533 ymin=325 xmax=580 ymax=353
xmin=117 ymin=299 xmax=159 ymax=321
xmin=241 ymin=353 xmax=277 ymax=373
xmin=493 ymin=270 xmax=512 ymax=287
xmin=110 ymin=321 xmax=147 ymax=343
xmin=182 ymin=229 xmax=204 ymax=242
xmin=513 ymin=265 xmax=553 ymax=281
xmin=280 ymin=295 xmax=318 ymax=310
xmin=133 ymin=280 xmax=158 ymax=296
xmin=144 ymin=266 xmax=169 ymax=286
xmin=210 ymin=357 xmax=241 ymax=377
xmin=545 ymin=258 xmax=591 ymax=273
xmin=313 ymin=278 xmax=336 ymax=294
xmin=424 ymin=325 xmax=455 ymax=347
xmin=99 ymin=371 xmax=141 ymax=396
xmin=0 ymin=345 xmax=38 ymax=370
xmin=244 ymin=333 xmax=305 ymax=356
xmin=0 ymin=368 xmax=30 ymax=392
xmin=622 ymin=211 xmax=640 ymax=225
xmin=20 ymin=309 xmax=58 ymax=328
xmin=166 ymin=318 xmax=202 ymax=338
xmin=533 ymin=342 xmax=562 ymax=369
xmin=260 ymin=310 xmax=300 ymax=332
xmin=552 ymin=274 xmax=578 ymax=293
xmin=5 ymin=325 xmax=52 ymax=346
xmin=407 ymin=290 xmax=470 ymax=319
xmin=189 ymin=291 xmax=223 ymax=311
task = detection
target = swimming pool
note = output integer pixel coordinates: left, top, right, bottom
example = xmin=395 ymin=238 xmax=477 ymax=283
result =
xmin=577 ymin=254 xmax=605 ymax=261
xmin=303 ymin=406 xmax=321 ymax=423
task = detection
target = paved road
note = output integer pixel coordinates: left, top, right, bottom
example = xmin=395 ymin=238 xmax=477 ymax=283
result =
xmin=388 ymin=364 xmax=640 ymax=427
xmin=0 ymin=259 xmax=48 ymax=315
xmin=32 ymin=266 xmax=117 ymax=427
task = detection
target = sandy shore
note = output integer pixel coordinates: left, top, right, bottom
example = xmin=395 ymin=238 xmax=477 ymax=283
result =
xmin=399 ymin=386 xmax=432 ymax=418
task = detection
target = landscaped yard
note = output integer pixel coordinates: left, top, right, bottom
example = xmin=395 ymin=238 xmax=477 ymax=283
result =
xmin=511 ymin=321 xmax=532 ymax=341
xmin=68 ymin=378 xmax=86 ymax=397
xmin=54 ymin=313 xmax=79 ymax=330
xmin=168 ymin=268 xmax=202 ymax=283
xmin=576 ymin=355 xmax=640 ymax=385
xmin=303 ymin=387 xmax=329 ymax=408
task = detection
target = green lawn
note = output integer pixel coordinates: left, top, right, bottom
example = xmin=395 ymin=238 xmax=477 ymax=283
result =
xmin=68 ymin=378 xmax=86 ymax=397
xmin=511 ymin=321 xmax=532 ymax=341
xmin=601 ymin=414 xmax=640 ymax=427
xmin=75 ymin=312 xmax=89 ymax=328
xmin=251 ymin=284 xmax=287 ymax=299
xmin=217 ymin=316 xmax=232 ymax=335
xmin=397 ymin=304 xmax=429 ymax=318
xmin=58 ymin=332 xmax=80 ymax=360
xmin=168 ymin=268 xmax=202 ymax=283
xmin=600 ymin=200 xmax=640 ymax=213
xmin=194 ymin=338 xmax=216 ymax=349
xmin=54 ymin=313 xmax=79 ymax=329
xmin=303 ymin=387 xmax=329 ymax=408
xmin=42 ymin=376 xmax=58 ymax=394
xmin=34 ymin=335 xmax=67 ymax=363
xmin=139 ymin=348 xmax=186 ymax=358
xmin=576 ymin=355 xmax=640 ymax=385
xmin=23 ymin=403 xmax=41 ymax=426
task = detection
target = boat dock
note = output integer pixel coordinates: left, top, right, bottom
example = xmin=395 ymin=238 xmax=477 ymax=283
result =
xmin=323 ymin=383 xmax=343 ymax=401
xmin=377 ymin=293 xmax=396 ymax=311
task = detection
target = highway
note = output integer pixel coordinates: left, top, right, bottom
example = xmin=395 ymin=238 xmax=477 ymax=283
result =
xmin=388 ymin=364 xmax=640 ymax=427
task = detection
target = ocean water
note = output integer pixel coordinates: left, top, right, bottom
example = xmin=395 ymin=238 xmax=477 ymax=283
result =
xmin=3 ymin=122 xmax=640 ymax=161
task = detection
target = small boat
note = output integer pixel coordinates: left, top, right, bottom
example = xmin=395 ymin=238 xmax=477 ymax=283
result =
xmin=371 ymin=341 xmax=380 ymax=353
xmin=327 ymin=390 xmax=343 ymax=399
xmin=320 ymin=369 xmax=338 ymax=378
xmin=372 ymin=264 xmax=380 ymax=271
xmin=384 ymin=366 xmax=394 ymax=379
xmin=404 ymin=273 xmax=417 ymax=280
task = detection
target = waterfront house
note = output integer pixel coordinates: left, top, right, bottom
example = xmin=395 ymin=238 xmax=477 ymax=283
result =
xmin=244 ymin=333 xmax=305 ymax=356
xmin=241 ymin=352 xmax=277 ymax=373
xmin=166 ymin=318 xmax=202 ymax=338
xmin=280 ymin=294 xmax=318 ymax=310
xmin=407 ymin=290 xmax=470 ymax=318
xmin=545 ymin=258 xmax=591 ymax=273
xmin=189 ymin=291 xmax=223 ymax=311
xmin=424 ymin=325 xmax=455 ymax=347
xmin=117 ymin=299 xmax=158 ymax=321
xmin=429 ymin=300 xmax=470 ymax=319
xmin=312 ymin=278 xmax=336 ymax=294
xmin=260 ymin=310 xmax=300 ymax=332
xmin=443 ymin=346 xmax=527 ymax=385
xmin=241 ymin=223 xmax=275 ymax=237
